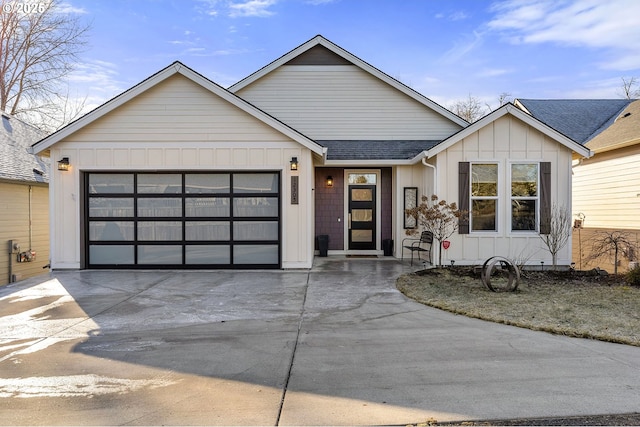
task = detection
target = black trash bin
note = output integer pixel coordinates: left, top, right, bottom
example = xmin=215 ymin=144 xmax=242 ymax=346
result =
xmin=383 ymin=239 xmax=394 ymax=256
xmin=317 ymin=235 xmax=329 ymax=257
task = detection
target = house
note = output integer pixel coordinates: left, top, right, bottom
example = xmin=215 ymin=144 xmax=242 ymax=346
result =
xmin=516 ymin=99 xmax=640 ymax=272
xmin=32 ymin=36 xmax=591 ymax=271
xmin=1 ymin=113 xmax=50 ymax=284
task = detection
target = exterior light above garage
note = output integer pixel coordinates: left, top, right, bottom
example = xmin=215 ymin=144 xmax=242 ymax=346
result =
xmin=57 ymin=157 xmax=70 ymax=171
xmin=290 ymin=157 xmax=298 ymax=171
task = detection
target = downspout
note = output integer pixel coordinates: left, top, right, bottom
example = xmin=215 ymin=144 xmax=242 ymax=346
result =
xmin=421 ymin=155 xmax=437 ymax=196
xmin=421 ymin=155 xmax=438 ymax=265
xmin=29 ymin=186 xmax=33 ymax=249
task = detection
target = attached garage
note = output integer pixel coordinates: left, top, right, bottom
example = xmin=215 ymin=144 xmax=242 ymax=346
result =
xmin=34 ymin=62 xmax=323 ymax=271
xmin=85 ymin=171 xmax=281 ymax=268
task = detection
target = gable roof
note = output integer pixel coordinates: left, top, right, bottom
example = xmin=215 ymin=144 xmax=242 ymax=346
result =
xmin=419 ymin=103 xmax=592 ymax=161
xmin=0 ymin=113 xmax=49 ymax=184
xmin=32 ymin=62 xmax=326 ymax=157
xmin=585 ymin=99 xmax=640 ymax=153
xmin=515 ymin=99 xmax=632 ymax=145
xmin=229 ymin=35 xmax=468 ymax=128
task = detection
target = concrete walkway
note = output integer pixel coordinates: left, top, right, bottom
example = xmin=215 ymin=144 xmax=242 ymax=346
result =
xmin=0 ymin=258 xmax=638 ymax=425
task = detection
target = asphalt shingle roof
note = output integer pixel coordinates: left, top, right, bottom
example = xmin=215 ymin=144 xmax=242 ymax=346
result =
xmin=317 ymin=140 xmax=441 ymax=160
xmin=517 ymin=99 xmax=633 ymax=145
xmin=0 ymin=113 xmax=49 ymax=183
xmin=586 ymin=100 xmax=640 ymax=152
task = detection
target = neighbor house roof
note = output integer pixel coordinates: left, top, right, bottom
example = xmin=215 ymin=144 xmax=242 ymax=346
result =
xmin=584 ymin=99 xmax=640 ymax=153
xmin=515 ymin=99 xmax=633 ymax=145
xmin=229 ymin=35 xmax=468 ymax=129
xmin=0 ymin=113 xmax=49 ymax=184
xmin=32 ymin=62 xmax=326 ymax=158
xmin=319 ymin=140 xmax=441 ymax=163
xmin=420 ymin=103 xmax=592 ymax=162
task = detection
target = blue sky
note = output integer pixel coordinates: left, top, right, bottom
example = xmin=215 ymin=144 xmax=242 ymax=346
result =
xmin=64 ymin=0 xmax=640 ymax=113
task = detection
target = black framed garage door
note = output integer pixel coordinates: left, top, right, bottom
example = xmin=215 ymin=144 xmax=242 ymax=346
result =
xmin=85 ymin=172 xmax=281 ymax=269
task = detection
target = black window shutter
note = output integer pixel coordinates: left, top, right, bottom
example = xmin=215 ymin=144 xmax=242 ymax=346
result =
xmin=458 ymin=162 xmax=470 ymax=234
xmin=539 ymin=162 xmax=551 ymax=234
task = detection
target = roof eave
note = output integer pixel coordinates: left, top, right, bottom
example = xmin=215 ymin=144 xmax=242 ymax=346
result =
xmin=323 ymin=159 xmax=415 ymax=166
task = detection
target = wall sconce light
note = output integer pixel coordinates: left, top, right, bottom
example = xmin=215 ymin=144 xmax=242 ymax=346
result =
xmin=326 ymin=175 xmax=333 ymax=187
xmin=290 ymin=157 xmax=298 ymax=171
xmin=57 ymin=157 xmax=70 ymax=171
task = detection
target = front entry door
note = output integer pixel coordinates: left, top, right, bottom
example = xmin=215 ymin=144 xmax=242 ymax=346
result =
xmin=348 ymin=185 xmax=376 ymax=250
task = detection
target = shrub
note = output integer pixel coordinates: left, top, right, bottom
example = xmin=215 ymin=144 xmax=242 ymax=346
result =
xmin=624 ymin=265 xmax=640 ymax=286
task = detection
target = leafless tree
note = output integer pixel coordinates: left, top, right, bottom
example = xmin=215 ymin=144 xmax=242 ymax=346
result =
xmin=497 ymin=92 xmax=512 ymax=106
xmin=451 ymin=94 xmax=487 ymax=123
xmin=587 ymin=230 xmax=636 ymax=275
xmin=618 ymin=77 xmax=639 ymax=99
xmin=539 ymin=204 xmax=572 ymax=269
xmin=405 ymin=195 xmax=464 ymax=267
xmin=0 ymin=0 xmax=89 ymax=131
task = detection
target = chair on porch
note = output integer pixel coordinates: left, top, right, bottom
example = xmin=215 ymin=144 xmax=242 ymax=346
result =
xmin=401 ymin=231 xmax=433 ymax=266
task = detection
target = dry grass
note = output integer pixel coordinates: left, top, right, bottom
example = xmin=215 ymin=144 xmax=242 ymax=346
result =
xmin=396 ymin=267 xmax=640 ymax=347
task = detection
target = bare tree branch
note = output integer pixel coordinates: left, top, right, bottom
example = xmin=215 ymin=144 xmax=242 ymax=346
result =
xmin=451 ymin=94 xmax=487 ymax=123
xmin=539 ymin=204 xmax=572 ymax=269
xmin=586 ymin=230 xmax=636 ymax=275
xmin=0 ymin=0 xmax=89 ymax=131
xmin=618 ymin=77 xmax=640 ymax=100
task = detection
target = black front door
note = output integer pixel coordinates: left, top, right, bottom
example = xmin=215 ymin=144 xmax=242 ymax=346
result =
xmin=348 ymin=185 xmax=376 ymax=250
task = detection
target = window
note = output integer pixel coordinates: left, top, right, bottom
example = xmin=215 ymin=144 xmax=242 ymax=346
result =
xmin=459 ymin=161 xmax=550 ymax=235
xmin=470 ymin=163 xmax=498 ymax=231
xmin=511 ymin=164 xmax=538 ymax=231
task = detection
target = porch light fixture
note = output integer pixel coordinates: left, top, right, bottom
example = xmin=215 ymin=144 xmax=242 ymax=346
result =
xmin=290 ymin=157 xmax=298 ymax=171
xmin=326 ymin=175 xmax=333 ymax=188
xmin=57 ymin=157 xmax=70 ymax=171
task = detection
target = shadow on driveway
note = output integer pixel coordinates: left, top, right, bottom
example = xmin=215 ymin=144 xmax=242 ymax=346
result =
xmin=0 ymin=259 xmax=639 ymax=425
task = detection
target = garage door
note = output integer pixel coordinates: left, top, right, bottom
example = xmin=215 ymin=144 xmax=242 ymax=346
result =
xmin=85 ymin=172 xmax=281 ymax=269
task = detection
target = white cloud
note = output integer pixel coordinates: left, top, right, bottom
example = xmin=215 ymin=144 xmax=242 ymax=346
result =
xmin=68 ymin=60 xmax=123 ymax=94
xmin=440 ymin=30 xmax=484 ymax=64
xmin=229 ymin=0 xmax=277 ymax=17
xmin=305 ymin=0 xmax=337 ymax=4
xmin=488 ymin=0 xmax=640 ymax=71
xmin=54 ymin=2 xmax=87 ymax=14
xmin=478 ymin=68 xmax=514 ymax=78
xmin=195 ymin=0 xmax=221 ymax=17
xmin=434 ymin=9 xmax=470 ymax=21
xmin=449 ymin=11 xmax=469 ymax=21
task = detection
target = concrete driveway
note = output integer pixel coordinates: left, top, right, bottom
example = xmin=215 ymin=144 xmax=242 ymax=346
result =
xmin=0 ymin=258 xmax=638 ymax=425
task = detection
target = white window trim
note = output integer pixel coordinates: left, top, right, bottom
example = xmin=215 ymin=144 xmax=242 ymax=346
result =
xmin=509 ymin=161 xmax=541 ymax=234
xmin=469 ymin=161 xmax=500 ymax=234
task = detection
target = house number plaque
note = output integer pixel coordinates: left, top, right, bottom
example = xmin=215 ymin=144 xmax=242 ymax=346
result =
xmin=291 ymin=176 xmax=299 ymax=205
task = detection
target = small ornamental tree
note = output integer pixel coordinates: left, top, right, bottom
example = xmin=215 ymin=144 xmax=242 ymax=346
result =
xmin=405 ymin=195 xmax=464 ymax=267
xmin=587 ymin=230 xmax=636 ymax=275
xmin=539 ymin=204 xmax=572 ymax=269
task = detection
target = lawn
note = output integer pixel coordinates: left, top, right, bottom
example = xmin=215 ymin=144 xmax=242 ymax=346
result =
xmin=396 ymin=267 xmax=640 ymax=347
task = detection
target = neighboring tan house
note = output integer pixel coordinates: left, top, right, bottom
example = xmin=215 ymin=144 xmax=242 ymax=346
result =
xmin=0 ymin=112 xmax=50 ymax=284
xmin=516 ymin=99 xmax=639 ymax=272
xmin=32 ymin=36 xmax=590 ymax=271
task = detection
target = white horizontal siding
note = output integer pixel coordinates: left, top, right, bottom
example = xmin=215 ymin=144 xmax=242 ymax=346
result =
xmin=573 ymin=148 xmax=640 ymax=229
xmin=0 ymin=183 xmax=50 ymax=284
xmin=236 ymin=65 xmax=462 ymax=140
xmin=69 ymin=75 xmax=288 ymax=143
